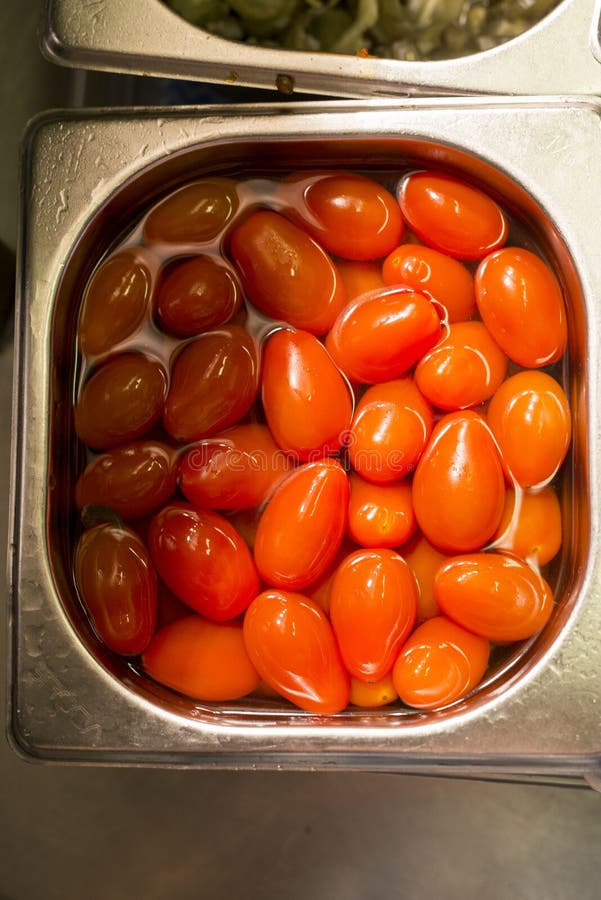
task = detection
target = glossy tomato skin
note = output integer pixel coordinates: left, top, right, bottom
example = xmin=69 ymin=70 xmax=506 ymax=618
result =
xmin=163 ymin=325 xmax=259 ymax=443
xmin=243 ymin=590 xmax=350 ymax=714
xmin=149 ymin=503 xmax=260 ymax=621
xmin=261 ymin=328 xmax=353 ymax=460
xmin=487 ymin=371 xmax=571 ymax=488
xmin=382 ymin=244 xmax=476 ymax=322
xmin=142 ymin=615 xmax=260 ymax=701
xmin=475 ymin=247 xmax=567 ymax=367
xmin=491 ymin=486 xmax=562 ymax=567
xmin=330 ymin=549 xmax=417 ymax=682
xmin=349 ymin=673 xmax=398 ymax=708
xmin=392 ymin=616 xmax=490 ymax=710
xmin=178 ymin=424 xmax=293 ymax=510
xmin=412 ymin=411 xmax=505 ymax=552
xmin=336 ymin=258 xmax=384 ymax=301
xmin=403 ymin=533 xmax=449 ymax=623
xmin=229 ymin=209 xmax=346 ymax=335
xmin=398 ymin=171 xmax=508 ymax=260
xmin=143 ymin=178 xmax=240 ymax=244
xmin=74 ymin=353 xmax=168 ymax=451
xmin=347 ymin=473 xmax=416 ymax=548
xmin=156 ymin=255 xmax=242 ymax=337
xmin=74 ymin=523 xmax=157 ymax=656
xmin=253 ymin=459 xmax=349 ymax=590
xmin=325 ymin=287 xmax=441 ymax=384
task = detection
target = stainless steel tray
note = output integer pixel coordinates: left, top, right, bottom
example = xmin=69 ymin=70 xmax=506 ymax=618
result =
xmin=42 ymin=0 xmax=601 ymax=97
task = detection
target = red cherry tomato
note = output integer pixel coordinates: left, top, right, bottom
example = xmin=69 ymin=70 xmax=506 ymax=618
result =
xmin=178 ymin=424 xmax=293 ymax=510
xmin=349 ymin=673 xmax=398 ymax=708
xmin=475 ymin=247 xmax=567 ymax=367
xmin=412 ymin=411 xmax=505 ymax=552
xmin=347 ymin=473 xmax=416 ymax=548
xmin=398 ymin=171 xmax=508 ymax=260
xmin=382 ymin=244 xmax=476 ymax=322
xmin=392 ymin=616 xmax=490 ymax=709
xmin=491 ymin=486 xmax=562 ymax=567
xmin=325 ymin=287 xmax=441 ymax=384
xmin=403 ymin=533 xmax=449 ymax=623
xmin=155 ymin=255 xmax=242 ymax=337
xmin=229 ymin=209 xmax=346 ymax=335
xmin=143 ymin=178 xmax=240 ymax=244
xmin=243 ymin=589 xmax=350 ymax=714
xmin=261 ymin=329 xmax=353 ymax=460
xmin=253 ymin=460 xmax=349 ymax=590
xmin=330 ymin=548 xmax=417 ymax=682
xmin=74 ymin=353 xmax=168 ymax=451
xmin=74 ymin=523 xmax=157 ymax=656
xmin=163 ymin=325 xmax=259 ymax=442
xmin=75 ymin=441 xmax=177 ymax=520
xmin=487 ymin=371 xmax=571 ymax=488
xmin=434 ymin=552 xmax=554 ymax=642
xmin=143 ymin=615 xmax=260 ymax=701
xmin=349 ymin=378 xmax=434 ymax=483
xmin=336 ymin=258 xmax=384 ymax=301
xmin=149 ymin=503 xmax=260 ymax=621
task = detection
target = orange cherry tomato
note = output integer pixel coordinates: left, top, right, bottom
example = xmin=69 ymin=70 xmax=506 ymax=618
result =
xmin=253 ymin=459 xmax=349 ymax=590
xmin=163 ymin=325 xmax=259 ymax=443
xmin=412 ymin=411 xmax=505 ymax=552
xmin=143 ymin=615 xmax=260 ymax=701
xmin=229 ymin=209 xmax=346 ymax=335
xmin=78 ymin=249 xmax=151 ymax=356
xmin=143 ymin=178 xmax=240 ymax=244
xmin=398 ymin=171 xmax=508 ymax=260
xmin=155 ymin=255 xmax=242 ymax=337
xmin=325 ymin=287 xmax=441 ymax=384
xmin=74 ymin=353 xmax=168 ymax=451
xmin=74 ymin=523 xmax=157 ymax=656
xmin=336 ymin=258 xmax=384 ymax=301
xmin=261 ymin=328 xmax=353 ymax=460
xmin=178 ymin=424 xmax=293 ymax=510
xmin=75 ymin=441 xmax=177 ymax=520
xmin=475 ymin=247 xmax=567 ymax=368
xmin=304 ymin=540 xmax=358 ymax=615
xmin=149 ymin=503 xmax=260 ymax=621
xmin=487 ymin=371 xmax=571 ymax=488
xmin=330 ymin=548 xmax=417 ymax=682
xmin=382 ymin=244 xmax=476 ymax=322
xmin=347 ymin=473 xmax=416 ymax=548
xmin=491 ymin=486 xmax=562 ymax=566
xmin=415 ymin=321 xmax=507 ymax=410
xmin=243 ymin=589 xmax=350 ymax=714
xmin=349 ymin=378 xmax=434 ymax=483
xmin=392 ymin=616 xmax=490 ymax=709
xmin=434 ymin=552 xmax=554 ymax=642
xmin=349 ymin=673 xmax=398 ymax=708
xmin=403 ymin=532 xmax=449 ymax=622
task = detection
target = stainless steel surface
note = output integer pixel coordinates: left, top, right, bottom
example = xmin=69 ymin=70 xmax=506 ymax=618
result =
xmin=42 ymin=0 xmax=601 ymax=97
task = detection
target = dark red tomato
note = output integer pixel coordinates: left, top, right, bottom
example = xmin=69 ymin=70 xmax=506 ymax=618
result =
xmin=336 ymin=258 xmax=384 ymax=301
xmin=149 ymin=503 xmax=260 ymax=621
xmin=347 ymin=473 xmax=416 ymax=548
xmin=412 ymin=411 xmax=505 ymax=552
xmin=349 ymin=378 xmax=434 ymax=483
xmin=392 ymin=616 xmax=490 ymax=709
xmin=434 ymin=552 xmax=554 ymax=642
xmin=229 ymin=209 xmax=346 ymax=335
xmin=155 ymin=255 xmax=242 ymax=338
xmin=398 ymin=171 xmax=508 ymax=260
xmin=262 ymin=329 xmax=353 ymax=460
xmin=143 ymin=178 xmax=240 ymax=244
xmin=382 ymin=244 xmax=476 ymax=323
xmin=475 ymin=247 xmax=567 ymax=368
xmin=243 ymin=589 xmax=350 ymax=714
xmin=74 ymin=353 xmax=168 ymax=451
xmin=178 ymin=424 xmax=293 ymax=510
xmin=254 ymin=459 xmax=349 ymax=590
xmin=325 ymin=287 xmax=441 ymax=384
xmin=75 ymin=441 xmax=177 ymax=520
xmin=163 ymin=325 xmax=259 ymax=442
xmin=143 ymin=615 xmax=260 ymax=701
xmin=74 ymin=523 xmax=157 ymax=656
xmin=78 ymin=249 xmax=151 ymax=356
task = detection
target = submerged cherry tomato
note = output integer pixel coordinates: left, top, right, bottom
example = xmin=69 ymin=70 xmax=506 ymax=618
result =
xmin=74 ymin=353 xmax=168 ymax=451
xmin=74 ymin=523 xmax=157 ymax=656
xmin=491 ymin=486 xmax=562 ymax=566
xmin=336 ymin=258 xmax=384 ymax=301
xmin=392 ymin=616 xmax=490 ymax=710
xmin=149 ymin=503 xmax=260 ymax=621
xmin=382 ymin=244 xmax=476 ymax=322
xmin=143 ymin=178 xmax=240 ymax=244
xmin=398 ymin=171 xmax=508 ymax=260
xmin=243 ymin=590 xmax=350 ymax=714
xmin=434 ymin=552 xmax=554 ymax=642
xmin=475 ymin=247 xmax=567 ymax=367
xmin=155 ymin=255 xmax=242 ymax=337
xmin=254 ymin=459 xmax=349 ymax=590
xmin=403 ymin=533 xmax=449 ymax=623
xmin=412 ymin=411 xmax=505 ymax=552
xmin=347 ymin=473 xmax=416 ymax=548
xmin=163 ymin=325 xmax=259 ymax=442
xmin=487 ymin=371 xmax=571 ymax=488
xmin=229 ymin=209 xmax=346 ymax=335
xmin=143 ymin=615 xmax=260 ymax=701
xmin=261 ymin=328 xmax=353 ymax=460
xmin=349 ymin=673 xmax=398 ymax=708
xmin=330 ymin=548 xmax=417 ymax=682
